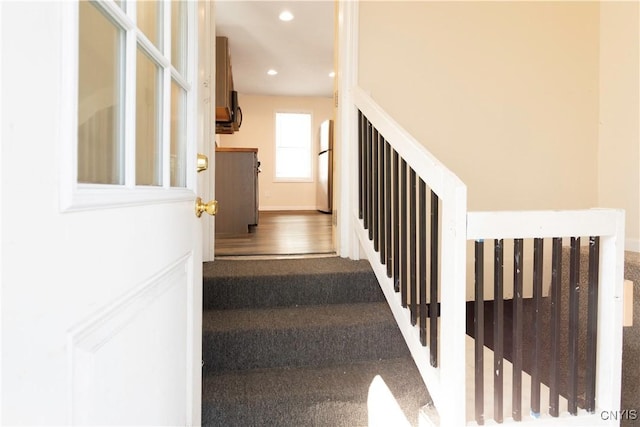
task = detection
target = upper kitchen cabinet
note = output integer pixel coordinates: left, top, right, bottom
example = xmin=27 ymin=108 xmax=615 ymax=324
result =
xmin=216 ymin=36 xmax=242 ymax=134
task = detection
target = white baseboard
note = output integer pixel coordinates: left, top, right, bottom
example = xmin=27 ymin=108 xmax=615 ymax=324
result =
xmin=259 ymin=205 xmax=318 ymax=211
xmin=627 ymin=238 xmax=640 ymax=253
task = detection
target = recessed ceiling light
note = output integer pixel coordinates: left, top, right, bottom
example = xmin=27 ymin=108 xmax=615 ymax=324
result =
xmin=279 ymin=10 xmax=294 ymax=22
xmin=329 ymin=71 xmax=335 ymax=78
xmin=267 ymin=69 xmax=278 ymax=76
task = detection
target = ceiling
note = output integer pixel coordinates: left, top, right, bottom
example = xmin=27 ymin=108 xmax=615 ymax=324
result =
xmin=214 ymin=1 xmax=335 ymax=98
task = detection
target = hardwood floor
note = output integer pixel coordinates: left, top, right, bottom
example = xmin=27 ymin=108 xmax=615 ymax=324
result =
xmin=214 ymin=210 xmax=334 ymax=258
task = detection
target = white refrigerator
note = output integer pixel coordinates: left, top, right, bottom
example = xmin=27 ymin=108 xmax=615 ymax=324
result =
xmin=316 ymin=119 xmax=333 ymax=213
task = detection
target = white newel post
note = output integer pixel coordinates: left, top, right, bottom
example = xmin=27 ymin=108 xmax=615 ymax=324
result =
xmin=438 ymin=175 xmax=468 ymax=426
xmin=596 ymin=209 xmax=625 ymax=420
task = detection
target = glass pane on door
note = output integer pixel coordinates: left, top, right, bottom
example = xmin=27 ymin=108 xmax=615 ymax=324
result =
xmin=171 ymin=0 xmax=187 ymax=74
xmin=136 ymin=48 xmax=162 ymax=186
xmin=77 ymin=1 xmax=124 ymax=185
xmin=137 ymin=1 xmax=162 ymax=50
xmin=170 ymin=80 xmax=186 ymax=187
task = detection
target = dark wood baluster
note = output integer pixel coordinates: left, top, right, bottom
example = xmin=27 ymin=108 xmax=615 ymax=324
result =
xmin=400 ymin=159 xmax=408 ymax=308
xmin=585 ymin=236 xmax=600 ymax=412
xmin=494 ymin=239 xmax=504 ymax=423
xmin=363 ymin=119 xmax=370 ymax=231
xmin=392 ymin=150 xmax=400 ymax=292
xmin=385 ymin=142 xmax=392 ymax=277
xmin=512 ymin=239 xmax=524 ymax=421
xmin=429 ymin=191 xmax=439 ymax=367
xmin=568 ymin=236 xmax=580 ymax=415
xmin=409 ymin=169 xmax=417 ymax=325
xmin=419 ymin=179 xmax=427 ymax=346
xmin=475 ymin=240 xmax=485 ymax=426
xmin=531 ymin=238 xmax=543 ymax=417
xmin=549 ymin=237 xmax=562 ymax=417
xmin=358 ymin=111 xmax=364 ymax=220
xmin=371 ymin=129 xmax=379 ymax=245
xmin=378 ymin=135 xmax=385 ymax=263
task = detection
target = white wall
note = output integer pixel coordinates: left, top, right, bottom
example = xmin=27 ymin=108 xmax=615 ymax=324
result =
xmin=358 ymin=1 xmax=640 ymax=253
xmin=598 ymin=1 xmax=640 ymax=252
xmin=219 ymin=93 xmax=333 ymax=210
xmin=358 ymin=1 xmax=601 ymax=213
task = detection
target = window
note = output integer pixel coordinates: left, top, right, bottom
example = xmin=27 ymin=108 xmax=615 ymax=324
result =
xmin=77 ymin=0 xmax=190 ymax=189
xmin=275 ymin=112 xmax=312 ymax=181
xmin=77 ymin=1 xmax=125 ymax=185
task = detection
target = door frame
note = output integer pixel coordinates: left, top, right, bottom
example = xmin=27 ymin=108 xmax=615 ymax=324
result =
xmin=336 ymin=0 xmax=359 ymax=259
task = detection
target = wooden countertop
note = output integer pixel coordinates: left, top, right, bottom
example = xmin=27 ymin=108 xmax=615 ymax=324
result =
xmin=215 ymin=147 xmax=258 ymax=153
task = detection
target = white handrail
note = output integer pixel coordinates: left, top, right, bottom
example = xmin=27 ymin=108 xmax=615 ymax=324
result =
xmin=352 ymin=87 xmax=465 ymax=197
xmin=467 ymin=209 xmax=620 ymax=240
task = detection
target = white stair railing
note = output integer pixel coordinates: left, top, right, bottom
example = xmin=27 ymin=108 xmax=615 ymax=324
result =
xmin=467 ymin=210 xmax=625 ymax=425
xmin=353 ymin=86 xmax=467 ymax=426
xmin=351 ymin=86 xmax=625 ymax=426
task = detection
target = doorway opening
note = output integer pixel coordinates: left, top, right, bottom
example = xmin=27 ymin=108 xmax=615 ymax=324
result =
xmin=213 ymin=1 xmax=337 ymax=259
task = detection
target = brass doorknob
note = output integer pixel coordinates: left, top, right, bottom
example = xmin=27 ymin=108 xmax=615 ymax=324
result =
xmin=195 ymin=197 xmax=218 ymax=217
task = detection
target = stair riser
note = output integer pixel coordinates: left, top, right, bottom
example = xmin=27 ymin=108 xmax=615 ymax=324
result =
xmin=203 ymin=397 xmax=428 ymax=427
xmin=203 ymin=398 xmax=368 ymax=427
xmin=203 ymin=322 xmax=410 ymax=373
xmin=203 ymin=395 xmax=426 ymax=427
xmin=203 ymin=272 xmax=385 ymax=310
xmin=203 ymin=398 xmax=369 ymax=427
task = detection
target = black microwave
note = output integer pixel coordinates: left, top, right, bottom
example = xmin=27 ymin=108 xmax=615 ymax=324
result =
xmin=231 ymin=90 xmax=242 ymax=131
xmin=215 ymin=91 xmax=242 ymax=134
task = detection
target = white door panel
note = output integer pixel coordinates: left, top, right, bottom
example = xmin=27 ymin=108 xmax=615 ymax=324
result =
xmin=1 ymin=1 xmax=208 ymax=424
xmin=70 ymin=255 xmax=189 ymax=425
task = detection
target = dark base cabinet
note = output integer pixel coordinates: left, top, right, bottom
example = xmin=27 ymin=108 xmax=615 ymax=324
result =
xmin=215 ymin=148 xmax=259 ymax=235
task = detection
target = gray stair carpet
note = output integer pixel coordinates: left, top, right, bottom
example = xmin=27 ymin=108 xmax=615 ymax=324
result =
xmin=202 ymin=257 xmax=431 ymax=427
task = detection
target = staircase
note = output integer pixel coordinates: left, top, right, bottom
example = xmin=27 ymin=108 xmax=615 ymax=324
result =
xmin=201 ymin=257 xmax=431 ymax=426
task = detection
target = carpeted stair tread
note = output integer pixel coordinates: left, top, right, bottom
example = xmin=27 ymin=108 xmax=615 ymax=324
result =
xmin=203 ymin=302 xmax=410 ymax=372
xmin=203 ymin=258 xmax=383 ymax=310
xmin=202 ymin=357 xmax=430 ymax=427
xmin=203 ymin=301 xmax=395 ymax=333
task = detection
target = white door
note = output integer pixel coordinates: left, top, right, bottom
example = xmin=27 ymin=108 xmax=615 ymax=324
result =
xmin=1 ymin=1 xmax=213 ymax=424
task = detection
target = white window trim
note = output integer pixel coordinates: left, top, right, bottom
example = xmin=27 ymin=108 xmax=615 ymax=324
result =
xmin=273 ymin=110 xmax=314 ymax=183
xmin=59 ymin=0 xmax=197 ymax=213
